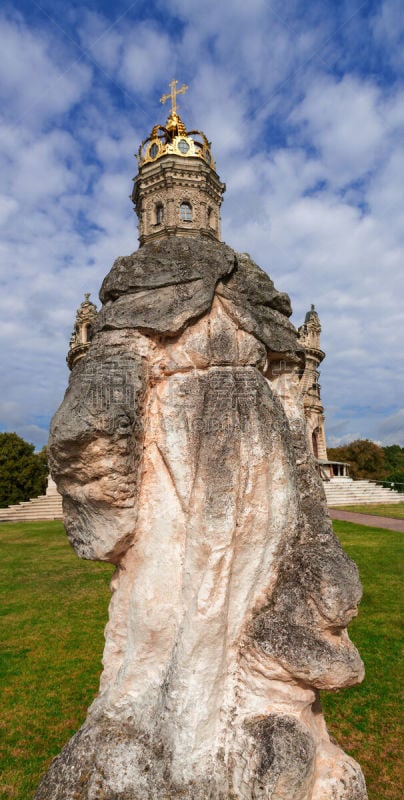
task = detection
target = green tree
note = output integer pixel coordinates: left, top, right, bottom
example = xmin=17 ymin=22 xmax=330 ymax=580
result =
xmin=383 ymin=445 xmax=404 ymax=484
xmin=327 ymin=439 xmax=387 ymax=481
xmin=0 ymin=433 xmax=48 ymax=508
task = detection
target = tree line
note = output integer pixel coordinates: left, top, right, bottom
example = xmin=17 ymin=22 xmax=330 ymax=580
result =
xmin=328 ymin=440 xmax=404 ymax=484
xmin=0 ymin=433 xmax=48 ymax=508
xmin=0 ymin=432 xmax=403 ymax=509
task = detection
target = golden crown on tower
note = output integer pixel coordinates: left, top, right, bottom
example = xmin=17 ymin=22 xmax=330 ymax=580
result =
xmin=137 ymin=80 xmax=215 ymax=169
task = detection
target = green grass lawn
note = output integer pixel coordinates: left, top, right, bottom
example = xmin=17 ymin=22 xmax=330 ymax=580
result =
xmin=322 ymin=521 xmax=403 ymax=800
xmin=0 ymin=521 xmax=114 ymax=800
xmin=0 ymin=520 xmax=402 ymax=800
xmin=331 ymin=502 xmax=404 ymax=520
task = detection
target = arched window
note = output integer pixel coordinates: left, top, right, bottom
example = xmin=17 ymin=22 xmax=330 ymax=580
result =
xmin=81 ymin=323 xmax=93 ymax=344
xmin=156 ymin=203 xmax=164 ymax=225
xmin=312 ymin=429 xmax=319 ymax=460
xmin=208 ymin=207 xmax=216 ymax=229
xmin=180 ymin=202 xmax=192 ymax=222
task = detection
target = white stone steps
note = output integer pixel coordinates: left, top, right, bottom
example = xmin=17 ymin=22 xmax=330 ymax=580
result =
xmin=1 ymin=478 xmax=401 ymax=521
xmin=324 ymin=478 xmax=401 ymax=506
xmin=0 ymin=492 xmax=63 ymax=521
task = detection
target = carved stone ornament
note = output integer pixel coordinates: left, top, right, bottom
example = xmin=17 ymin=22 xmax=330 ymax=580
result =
xmin=35 ymin=237 xmax=367 ymax=800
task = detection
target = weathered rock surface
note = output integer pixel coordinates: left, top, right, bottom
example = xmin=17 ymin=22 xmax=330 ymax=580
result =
xmin=36 ymin=237 xmax=367 ymax=799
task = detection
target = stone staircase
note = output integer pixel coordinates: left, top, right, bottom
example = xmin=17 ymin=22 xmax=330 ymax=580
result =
xmin=1 ymin=477 xmax=401 ymax=521
xmin=0 ymin=477 xmax=63 ymax=522
xmin=323 ymin=477 xmax=402 ymax=506
xmin=0 ymin=492 xmax=63 ymax=521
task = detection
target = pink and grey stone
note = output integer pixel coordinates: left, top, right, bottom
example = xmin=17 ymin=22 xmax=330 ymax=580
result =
xmin=35 ymin=237 xmax=367 ymax=799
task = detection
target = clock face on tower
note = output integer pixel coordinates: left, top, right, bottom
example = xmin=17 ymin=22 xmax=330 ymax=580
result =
xmin=178 ymin=138 xmax=190 ymax=154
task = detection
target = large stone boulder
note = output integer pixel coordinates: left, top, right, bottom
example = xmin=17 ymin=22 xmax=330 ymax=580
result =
xmin=36 ymin=237 xmax=367 ymax=799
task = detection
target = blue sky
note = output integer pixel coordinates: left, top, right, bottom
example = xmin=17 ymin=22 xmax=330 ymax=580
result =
xmin=0 ymin=0 xmax=403 ymax=449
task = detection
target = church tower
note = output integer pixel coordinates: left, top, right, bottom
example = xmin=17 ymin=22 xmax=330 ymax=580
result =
xmin=298 ymin=305 xmax=328 ymax=462
xmin=132 ymin=80 xmax=225 ymax=246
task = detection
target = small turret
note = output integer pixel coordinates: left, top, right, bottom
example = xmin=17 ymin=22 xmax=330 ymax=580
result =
xmin=67 ymin=293 xmax=97 ymax=370
xmin=298 ymin=304 xmax=327 ymax=461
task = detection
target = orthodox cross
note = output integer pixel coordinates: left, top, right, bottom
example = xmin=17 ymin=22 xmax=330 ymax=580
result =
xmin=160 ymin=80 xmax=188 ymax=115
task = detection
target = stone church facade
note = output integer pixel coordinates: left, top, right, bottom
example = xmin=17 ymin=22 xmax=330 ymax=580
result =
xmin=67 ymin=85 xmax=345 ymax=479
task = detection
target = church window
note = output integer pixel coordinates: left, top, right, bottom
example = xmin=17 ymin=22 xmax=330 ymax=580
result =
xmin=208 ymin=207 xmax=216 ymax=229
xmin=156 ymin=203 xmax=164 ymax=224
xmin=180 ymin=202 xmax=192 ymax=222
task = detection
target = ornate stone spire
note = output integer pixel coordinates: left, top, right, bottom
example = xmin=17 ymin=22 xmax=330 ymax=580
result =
xmin=67 ymin=293 xmax=98 ymax=370
xmin=132 ymin=80 xmax=225 ymax=246
xmin=298 ymin=304 xmax=328 ymax=461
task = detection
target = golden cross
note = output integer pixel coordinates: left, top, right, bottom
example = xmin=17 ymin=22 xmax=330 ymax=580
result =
xmin=160 ymin=80 xmax=188 ymax=114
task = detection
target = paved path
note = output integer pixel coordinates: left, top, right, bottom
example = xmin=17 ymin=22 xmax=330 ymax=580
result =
xmin=329 ymin=508 xmax=404 ymax=532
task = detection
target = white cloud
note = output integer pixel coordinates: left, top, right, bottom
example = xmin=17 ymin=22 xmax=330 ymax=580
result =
xmin=0 ymin=1 xmax=403 ymax=450
xmin=373 ymin=0 xmax=404 ymax=72
xmin=12 ymin=130 xmax=80 ymax=200
xmin=377 ymin=409 xmax=404 ymax=444
xmin=0 ymin=11 xmax=92 ymax=126
xmin=290 ymin=75 xmax=387 ymax=184
xmin=0 ymin=194 xmax=18 ymax=225
xmin=118 ymin=24 xmax=173 ymax=93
